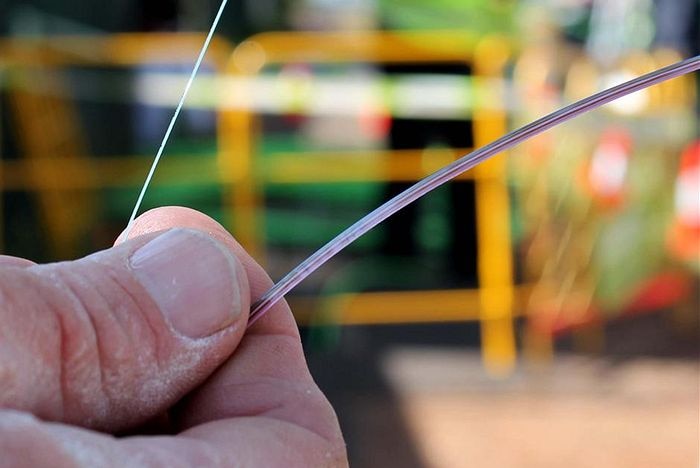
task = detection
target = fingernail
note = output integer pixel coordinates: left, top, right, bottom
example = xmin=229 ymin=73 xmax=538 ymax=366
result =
xmin=130 ymin=229 xmax=241 ymax=339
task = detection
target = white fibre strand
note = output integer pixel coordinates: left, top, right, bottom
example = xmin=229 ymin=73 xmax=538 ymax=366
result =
xmin=124 ymin=0 xmax=229 ymax=238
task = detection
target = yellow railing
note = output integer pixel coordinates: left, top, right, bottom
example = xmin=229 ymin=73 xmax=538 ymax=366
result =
xmin=1 ymin=31 xmax=523 ymax=376
xmin=0 ymin=33 xmax=232 ymax=258
xmin=219 ymin=31 xmax=520 ymax=376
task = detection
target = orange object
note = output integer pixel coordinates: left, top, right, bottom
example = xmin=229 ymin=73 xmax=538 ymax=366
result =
xmin=667 ymin=140 xmax=700 ymax=263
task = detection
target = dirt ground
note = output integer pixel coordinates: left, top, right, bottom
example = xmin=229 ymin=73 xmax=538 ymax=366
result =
xmin=306 ymin=315 xmax=699 ymax=468
xmin=382 ymin=350 xmax=698 ymax=468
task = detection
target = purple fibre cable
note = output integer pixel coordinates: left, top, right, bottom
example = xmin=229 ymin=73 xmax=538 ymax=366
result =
xmin=248 ymin=55 xmax=700 ymax=327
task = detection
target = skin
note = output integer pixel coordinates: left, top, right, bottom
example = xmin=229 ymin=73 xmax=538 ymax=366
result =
xmin=0 ymin=206 xmax=348 ymax=467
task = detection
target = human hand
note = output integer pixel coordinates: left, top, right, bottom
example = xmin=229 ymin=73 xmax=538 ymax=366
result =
xmin=0 ymin=207 xmax=347 ymax=467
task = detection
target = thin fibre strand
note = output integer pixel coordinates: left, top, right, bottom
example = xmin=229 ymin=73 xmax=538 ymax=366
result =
xmin=124 ymin=0 xmax=229 ymax=239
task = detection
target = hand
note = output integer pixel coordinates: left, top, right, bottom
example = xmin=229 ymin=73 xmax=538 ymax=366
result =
xmin=0 ymin=207 xmax=347 ymax=467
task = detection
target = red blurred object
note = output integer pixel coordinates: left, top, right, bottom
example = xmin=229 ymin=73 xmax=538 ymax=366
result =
xmin=532 ymin=271 xmax=692 ymax=338
xmin=583 ymin=128 xmax=633 ymax=210
xmin=667 ymin=140 xmax=700 ymax=263
xmin=359 ymin=103 xmax=391 ymax=140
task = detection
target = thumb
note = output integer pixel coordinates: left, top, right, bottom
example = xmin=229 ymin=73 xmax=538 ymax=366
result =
xmin=0 ymin=228 xmax=249 ymax=432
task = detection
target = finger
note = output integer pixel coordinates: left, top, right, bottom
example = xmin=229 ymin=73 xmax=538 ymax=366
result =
xmin=121 ymin=207 xmax=346 ymax=462
xmin=0 ymin=225 xmax=249 ymax=432
xmin=0 ymin=409 xmax=346 ymax=468
xmin=121 ymin=206 xmax=299 ymax=335
xmin=0 ymin=256 xmax=35 ymax=268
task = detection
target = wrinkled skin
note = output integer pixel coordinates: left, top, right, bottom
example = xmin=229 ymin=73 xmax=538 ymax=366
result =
xmin=0 ymin=207 xmax=347 ymax=467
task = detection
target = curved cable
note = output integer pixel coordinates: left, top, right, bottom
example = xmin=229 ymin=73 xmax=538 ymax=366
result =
xmin=248 ymin=55 xmax=700 ymax=326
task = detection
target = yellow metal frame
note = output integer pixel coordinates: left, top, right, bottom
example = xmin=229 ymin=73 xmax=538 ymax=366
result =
xmin=1 ymin=31 xmax=523 ymax=374
xmin=219 ymin=31 xmax=519 ymax=375
xmin=0 ymin=33 xmax=232 ymax=258
xmin=0 ymin=33 xmax=232 ymax=67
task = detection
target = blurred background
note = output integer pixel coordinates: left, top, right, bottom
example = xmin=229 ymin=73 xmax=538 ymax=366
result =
xmin=1 ymin=0 xmax=698 ymax=466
